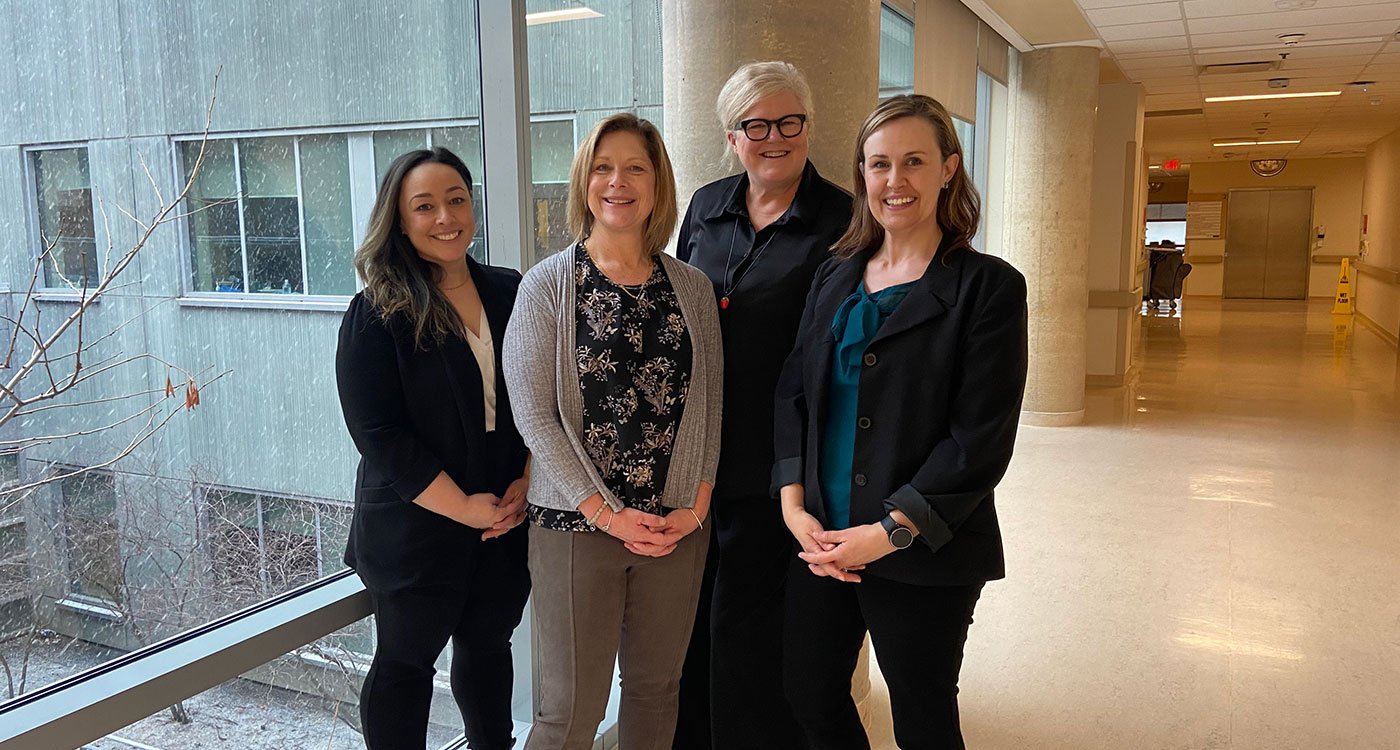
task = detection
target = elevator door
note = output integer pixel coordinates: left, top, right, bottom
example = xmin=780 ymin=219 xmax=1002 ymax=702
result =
xmin=1223 ymin=188 xmax=1312 ymax=299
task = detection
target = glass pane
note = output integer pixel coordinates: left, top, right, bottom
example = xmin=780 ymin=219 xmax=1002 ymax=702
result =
xmin=298 ymin=134 xmax=356 ymax=295
xmin=182 ymin=139 xmax=244 ymax=292
xmin=530 ymin=120 xmax=575 ymax=268
xmin=318 ymin=503 xmax=352 ymax=578
xmin=526 ymin=0 xmax=664 ymax=269
xmin=32 ymin=148 xmax=98 ymax=287
xmin=879 ymin=4 xmax=915 ymax=100
xmin=207 ymin=490 xmax=266 ymax=607
xmin=240 ymin=138 xmax=304 ymax=294
xmin=373 ymin=129 xmax=428 ymax=187
xmin=60 ymin=473 xmax=121 ymax=602
xmin=262 ymin=497 xmax=320 ymax=592
xmin=430 ymin=126 xmax=489 ymax=261
xmin=954 ymin=117 xmax=975 ymax=180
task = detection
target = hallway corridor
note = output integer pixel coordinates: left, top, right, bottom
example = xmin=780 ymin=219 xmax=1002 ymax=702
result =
xmin=869 ymin=299 xmax=1400 ymax=749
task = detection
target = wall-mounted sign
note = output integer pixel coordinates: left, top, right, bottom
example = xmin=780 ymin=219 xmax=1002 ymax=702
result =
xmin=1163 ymin=159 xmax=1181 ymax=171
xmin=1187 ymin=199 xmax=1224 ymax=239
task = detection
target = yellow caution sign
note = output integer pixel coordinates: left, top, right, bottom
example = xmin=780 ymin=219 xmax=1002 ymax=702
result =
xmin=1332 ymin=257 xmax=1355 ymax=315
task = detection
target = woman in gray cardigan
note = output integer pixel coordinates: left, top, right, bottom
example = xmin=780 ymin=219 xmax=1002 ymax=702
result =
xmin=503 ymin=113 xmax=722 ymax=750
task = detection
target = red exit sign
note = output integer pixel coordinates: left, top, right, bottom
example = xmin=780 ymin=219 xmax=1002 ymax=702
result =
xmin=1163 ymin=159 xmax=1181 ymax=170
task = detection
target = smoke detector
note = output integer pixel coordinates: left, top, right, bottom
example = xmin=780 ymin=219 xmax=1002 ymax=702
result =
xmin=1277 ymin=33 xmax=1306 ymax=46
xmin=1350 ymin=80 xmax=1376 ymax=92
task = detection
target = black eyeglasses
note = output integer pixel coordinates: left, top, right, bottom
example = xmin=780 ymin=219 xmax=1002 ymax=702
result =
xmin=734 ymin=114 xmax=807 ymax=141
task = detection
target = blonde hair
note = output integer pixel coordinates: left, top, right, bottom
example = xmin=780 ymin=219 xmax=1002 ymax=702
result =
xmin=715 ymin=61 xmax=815 ymax=130
xmin=566 ymin=113 xmax=678 ymax=256
xmin=833 ymin=95 xmax=981 ymax=260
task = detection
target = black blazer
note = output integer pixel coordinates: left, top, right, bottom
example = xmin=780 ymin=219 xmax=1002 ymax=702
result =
xmin=772 ymin=238 xmax=1028 ymax=586
xmin=335 ymin=258 xmax=528 ymax=591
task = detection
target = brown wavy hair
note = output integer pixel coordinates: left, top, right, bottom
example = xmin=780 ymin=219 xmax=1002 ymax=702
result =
xmin=833 ymin=95 xmax=980 ymax=260
xmin=353 ymin=147 xmax=472 ymax=349
xmin=566 ymin=113 xmax=678 ymax=256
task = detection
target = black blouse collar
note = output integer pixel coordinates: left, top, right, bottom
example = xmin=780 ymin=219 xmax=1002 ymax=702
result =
xmin=708 ymin=160 xmax=823 ymax=228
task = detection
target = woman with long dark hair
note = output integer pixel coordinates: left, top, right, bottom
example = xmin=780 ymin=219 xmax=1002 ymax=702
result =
xmin=336 ymin=147 xmax=530 ymax=750
xmin=773 ymin=95 xmax=1029 ymax=749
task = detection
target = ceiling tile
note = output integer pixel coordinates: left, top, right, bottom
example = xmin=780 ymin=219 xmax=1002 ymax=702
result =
xmin=1191 ymin=22 xmax=1400 ymax=50
xmin=1110 ymin=36 xmax=1191 ymax=54
xmin=1076 ymin=0 xmax=1175 ymax=8
xmin=1186 ymin=4 xmax=1400 ymax=34
xmin=1126 ymin=65 xmax=1201 ymax=79
xmin=1100 ymin=18 xmax=1188 ymax=40
xmin=1085 ymin=3 xmax=1182 ymax=26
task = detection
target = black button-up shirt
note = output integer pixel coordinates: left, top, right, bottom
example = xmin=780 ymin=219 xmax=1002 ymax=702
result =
xmin=677 ymin=161 xmax=852 ymax=499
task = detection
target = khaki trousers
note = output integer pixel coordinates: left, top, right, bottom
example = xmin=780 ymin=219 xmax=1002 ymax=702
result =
xmin=525 ymin=524 xmax=708 ymax=750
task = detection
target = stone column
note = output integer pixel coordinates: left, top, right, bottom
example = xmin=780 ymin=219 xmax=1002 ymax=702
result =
xmin=1005 ymin=46 xmax=1101 ymax=426
xmin=662 ymin=0 xmax=881 ymax=215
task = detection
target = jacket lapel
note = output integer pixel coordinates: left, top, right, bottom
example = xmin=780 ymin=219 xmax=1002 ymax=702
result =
xmin=869 ymin=243 xmax=964 ymax=347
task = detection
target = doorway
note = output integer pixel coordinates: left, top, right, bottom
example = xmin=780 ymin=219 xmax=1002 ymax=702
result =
xmin=1222 ymin=188 xmax=1312 ymax=299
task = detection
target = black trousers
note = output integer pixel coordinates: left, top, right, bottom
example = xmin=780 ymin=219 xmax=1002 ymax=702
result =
xmin=360 ymin=525 xmax=530 ymax=750
xmin=673 ymin=494 xmax=805 ymax=750
xmin=783 ymin=559 xmax=985 ymax=750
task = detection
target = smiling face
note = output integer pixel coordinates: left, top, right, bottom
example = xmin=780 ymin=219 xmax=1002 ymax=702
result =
xmin=860 ymin=115 xmax=959 ymax=237
xmin=586 ymin=130 xmax=657 ymax=238
xmin=727 ymin=89 xmax=810 ymax=193
xmin=397 ymin=161 xmax=475 ymax=268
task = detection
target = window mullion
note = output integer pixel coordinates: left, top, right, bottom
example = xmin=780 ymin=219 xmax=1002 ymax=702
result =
xmin=231 ymin=140 xmax=251 ymax=293
xmin=292 ymin=137 xmax=310 ymax=294
xmin=476 ymin=0 xmax=532 ymax=270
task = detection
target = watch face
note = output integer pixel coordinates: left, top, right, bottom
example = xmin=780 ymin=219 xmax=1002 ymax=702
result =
xmin=890 ymin=526 xmax=915 ymax=550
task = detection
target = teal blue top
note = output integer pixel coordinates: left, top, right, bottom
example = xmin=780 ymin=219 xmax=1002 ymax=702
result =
xmin=819 ymin=280 xmax=916 ymax=529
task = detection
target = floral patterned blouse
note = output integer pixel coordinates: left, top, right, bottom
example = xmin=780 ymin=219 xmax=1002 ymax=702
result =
xmin=529 ymin=243 xmax=693 ymax=532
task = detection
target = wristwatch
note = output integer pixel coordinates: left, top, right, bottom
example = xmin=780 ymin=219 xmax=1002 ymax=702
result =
xmin=880 ymin=515 xmax=915 ymax=550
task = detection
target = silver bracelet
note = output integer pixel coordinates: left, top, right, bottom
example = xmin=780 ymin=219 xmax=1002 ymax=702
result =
xmin=686 ymin=507 xmax=704 ymax=530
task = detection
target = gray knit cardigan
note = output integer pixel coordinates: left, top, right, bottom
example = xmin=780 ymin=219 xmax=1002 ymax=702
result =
xmin=502 ymin=247 xmax=723 ymax=513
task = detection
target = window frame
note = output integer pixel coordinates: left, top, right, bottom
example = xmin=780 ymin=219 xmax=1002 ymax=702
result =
xmin=171 ymin=119 xmax=485 ymax=308
xmin=23 ymin=142 xmax=102 ymax=294
xmin=53 ymin=467 xmax=124 ymax=609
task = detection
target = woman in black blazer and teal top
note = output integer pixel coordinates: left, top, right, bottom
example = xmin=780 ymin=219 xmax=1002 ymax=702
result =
xmin=772 ymin=95 xmax=1029 ymax=750
xmin=336 ymin=147 xmax=530 ymax=750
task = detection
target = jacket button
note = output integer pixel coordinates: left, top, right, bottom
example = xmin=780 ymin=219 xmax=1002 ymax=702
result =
xmin=863 ymin=353 xmax=877 ymax=366
xmin=853 ymin=473 xmax=867 ymax=487
xmin=857 ymin=417 xmax=871 ymax=429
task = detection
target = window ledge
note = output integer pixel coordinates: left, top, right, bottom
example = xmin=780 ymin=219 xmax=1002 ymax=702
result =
xmin=57 ymin=596 xmax=125 ymax=622
xmin=177 ymin=294 xmax=351 ymax=313
xmin=32 ymin=291 xmax=101 ymax=304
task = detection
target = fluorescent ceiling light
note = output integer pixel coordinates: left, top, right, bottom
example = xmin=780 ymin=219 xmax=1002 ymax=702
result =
xmin=1149 ymin=164 xmax=1162 ymax=169
xmin=525 ymin=7 xmax=603 ymax=25
xmin=1205 ymin=91 xmax=1341 ymax=102
xmin=1212 ymin=139 xmax=1302 ymax=147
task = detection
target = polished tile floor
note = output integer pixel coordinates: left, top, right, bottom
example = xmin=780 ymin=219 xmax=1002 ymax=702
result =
xmin=865 ymin=298 xmax=1400 ymax=750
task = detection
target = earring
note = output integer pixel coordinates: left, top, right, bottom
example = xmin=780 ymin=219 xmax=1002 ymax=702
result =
xmin=942 ymin=181 xmax=950 ymax=190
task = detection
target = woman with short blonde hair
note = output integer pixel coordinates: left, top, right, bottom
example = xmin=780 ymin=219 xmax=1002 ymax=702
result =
xmin=673 ymin=60 xmax=852 ymax=750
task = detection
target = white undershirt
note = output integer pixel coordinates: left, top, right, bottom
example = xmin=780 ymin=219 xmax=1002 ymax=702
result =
xmin=464 ymin=307 xmax=497 ymax=433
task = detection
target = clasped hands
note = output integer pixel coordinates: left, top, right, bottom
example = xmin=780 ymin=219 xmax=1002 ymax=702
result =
xmin=784 ymin=506 xmax=894 ymax=584
xmin=460 ymin=474 xmax=529 ymax=541
xmin=609 ymin=506 xmax=702 ymax=558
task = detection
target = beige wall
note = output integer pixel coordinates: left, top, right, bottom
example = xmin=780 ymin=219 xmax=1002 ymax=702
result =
xmin=1184 ymin=158 xmax=1365 ymax=298
xmin=1147 ymin=178 xmax=1188 ymax=204
xmin=1359 ymin=127 xmax=1400 ymax=342
xmin=1086 ymin=82 xmax=1145 ymax=382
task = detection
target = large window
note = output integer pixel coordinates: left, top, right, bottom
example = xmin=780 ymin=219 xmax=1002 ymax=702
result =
xmin=879 ymin=4 xmax=915 ymax=100
xmin=371 ymin=125 xmax=488 ymax=261
xmin=180 ymin=136 xmax=355 ymax=296
xmin=28 ymin=147 xmax=98 ymax=288
xmin=60 ymin=472 xmax=122 ymax=604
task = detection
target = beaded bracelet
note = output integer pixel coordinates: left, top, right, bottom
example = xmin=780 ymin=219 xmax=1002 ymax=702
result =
xmin=586 ymin=504 xmax=606 ymax=528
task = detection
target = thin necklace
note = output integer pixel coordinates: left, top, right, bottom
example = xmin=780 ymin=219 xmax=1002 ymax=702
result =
xmin=584 ymin=240 xmax=653 ymax=303
xmin=439 ymin=276 xmax=470 ymax=291
xmin=719 ymin=222 xmax=777 ymax=310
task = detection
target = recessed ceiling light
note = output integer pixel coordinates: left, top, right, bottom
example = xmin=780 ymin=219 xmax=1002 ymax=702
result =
xmin=1212 ymin=139 xmax=1302 ymax=147
xmin=525 ymin=7 xmax=604 ymax=25
xmin=1205 ymin=91 xmax=1341 ymax=102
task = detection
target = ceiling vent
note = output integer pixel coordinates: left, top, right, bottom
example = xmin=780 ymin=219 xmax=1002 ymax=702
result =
xmin=1199 ymin=61 xmax=1282 ymax=75
xmin=1146 ymin=108 xmax=1205 ymax=118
